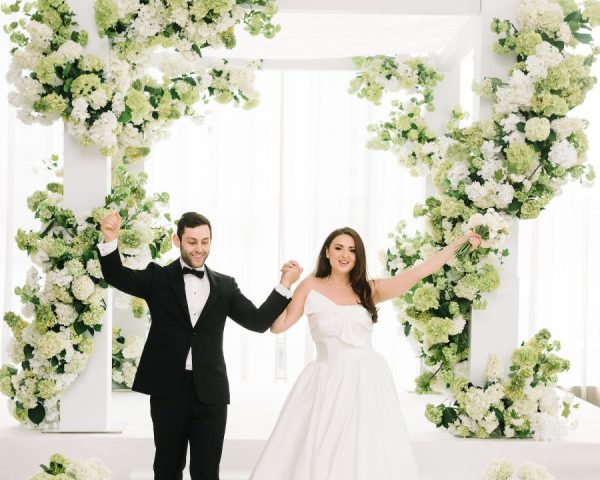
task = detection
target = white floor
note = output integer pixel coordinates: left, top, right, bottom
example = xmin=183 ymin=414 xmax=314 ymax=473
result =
xmin=1 ymin=385 xmax=600 ymax=479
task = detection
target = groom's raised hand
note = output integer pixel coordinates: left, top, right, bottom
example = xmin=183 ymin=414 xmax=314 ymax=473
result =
xmin=100 ymin=212 xmax=122 ymax=243
xmin=280 ymin=260 xmax=303 ymax=289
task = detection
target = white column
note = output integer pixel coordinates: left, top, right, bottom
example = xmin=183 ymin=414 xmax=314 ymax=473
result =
xmin=469 ymin=0 xmax=519 ymax=386
xmin=59 ymin=1 xmax=113 ymax=431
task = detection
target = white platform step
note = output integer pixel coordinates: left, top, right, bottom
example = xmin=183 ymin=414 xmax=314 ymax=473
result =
xmin=129 ymin=468 xmax=249 ymax=480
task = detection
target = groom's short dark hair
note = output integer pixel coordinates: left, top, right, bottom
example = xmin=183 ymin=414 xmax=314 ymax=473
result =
xmin=176 ymin=212 xmax=212 ymax=239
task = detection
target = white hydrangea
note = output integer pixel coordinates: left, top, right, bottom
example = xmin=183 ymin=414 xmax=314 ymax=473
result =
xmin=465 ymin=181 xmax=515 ymax=210
xmin=517 ymin=461 xmax=556 ymax=480
xmin=116 ymin=0 xmax=141 ymax=17
xmin=465 ymin=387 xmax=492 ymax=421
xmin=486 ymin=354 xmax=505 ymax=382
xmin=13 ymin=48 xmax=43 ymax=70
xmin=26 ymin=21 xmax=54 ymax=49
xmin=483 ymin=460 xmax=513 ymax=480
xmin=130 ymin=0 xmax=166 ymax=39
xmin=446 ymin=161 xmax=470 ymax=189
xmin=71 ymin=275 xmax=95 ymax=301
xmin=56 ymin=40 xmax=84 ymax=62
xmin=517 ymin=0 xmax=564 ymax=35
xmin=55 ymin=303 xmax=78 ymax=326
xmin=122 ymin=361 xmax=137 ymax=388
xmin=65 ymin=457 xmax=111 ymax=480
xmin=495 ymin=70 xmax=535 ymax=114
xmin=88 ymin=112 xmax=119 ymax=149
xmin=551 ymin=117 xmax=583 ymax=141
xmin=525 ymin=42 xmax=563 ymax=80
xmin=548 ymin=139 xmax=578 ymax=168
xmin=122 ymin=335 xmax=144 ymax=359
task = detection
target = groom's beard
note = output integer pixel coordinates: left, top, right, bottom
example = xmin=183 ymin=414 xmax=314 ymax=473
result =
xmin=180 ymin=249 xmax=208 ymax=268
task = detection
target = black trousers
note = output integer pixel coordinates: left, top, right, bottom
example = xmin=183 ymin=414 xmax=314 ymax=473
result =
xmin=150 ymin=371 xmax=228 ymax=480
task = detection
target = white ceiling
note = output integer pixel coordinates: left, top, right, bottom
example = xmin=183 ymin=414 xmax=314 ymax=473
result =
xmin=207 ymin=13 xmax=474 ymax=60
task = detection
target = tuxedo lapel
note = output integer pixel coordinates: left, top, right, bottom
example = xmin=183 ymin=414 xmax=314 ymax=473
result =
xmin=193 ymin=266 xmax=221 ymax=329
xmin=166 ymin=260 xmax=192 ymax=329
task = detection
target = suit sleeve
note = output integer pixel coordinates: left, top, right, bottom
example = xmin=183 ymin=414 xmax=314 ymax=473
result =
xmin=228 ymin=280 xmax=291 ymax=333
xmin=97 ymin=247 xmax=153 ymax=300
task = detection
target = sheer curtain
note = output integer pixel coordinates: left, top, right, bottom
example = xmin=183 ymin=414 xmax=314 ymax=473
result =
xmin=143 ymin=69 xmax=425 ymax=389
xmin=1 ymin=47 xmax=599 ymax=400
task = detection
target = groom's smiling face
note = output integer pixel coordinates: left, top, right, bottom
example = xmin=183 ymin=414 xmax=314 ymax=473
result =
xmin=174 ymin=224 xmax=211 ymax=268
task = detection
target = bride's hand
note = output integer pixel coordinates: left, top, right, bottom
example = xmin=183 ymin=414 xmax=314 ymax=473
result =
xmin=462 ymin=231 xmax=482 ymax=250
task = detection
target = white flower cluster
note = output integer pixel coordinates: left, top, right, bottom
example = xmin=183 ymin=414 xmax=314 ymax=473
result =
xmin=484 ymin=459 xmax=556 ymax=480
xmin=462 ymin=209 xmax=512 ymax=249
xmin=112 ymin=329 xmax=144 ymax=388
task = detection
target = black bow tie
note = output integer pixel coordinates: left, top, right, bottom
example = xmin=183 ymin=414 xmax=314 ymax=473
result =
xmin=182 ymin=267 xmax=205 ymax=279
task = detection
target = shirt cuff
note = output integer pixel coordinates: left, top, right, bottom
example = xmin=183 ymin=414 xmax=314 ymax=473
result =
xmin=97 ymin=238 xmax=118 ymax=256
xmin=275 ymin=284 xmax=292 ymax=299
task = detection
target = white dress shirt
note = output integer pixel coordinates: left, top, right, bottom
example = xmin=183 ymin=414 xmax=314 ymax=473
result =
xmin=98 ymin=238 xmax=292 ymax=371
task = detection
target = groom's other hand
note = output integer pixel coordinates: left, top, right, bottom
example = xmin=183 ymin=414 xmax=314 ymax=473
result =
xmin=100 ymin=212 xmax=122 ymax=243
xmin=280 ymin=260 xmax=303 ymax=289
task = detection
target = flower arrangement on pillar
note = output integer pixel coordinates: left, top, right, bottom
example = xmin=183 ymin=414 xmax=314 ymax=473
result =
xmin=350 ymin=0 xmax=598 ymax=438
xmin=0 ymin=160 xmax=171 ymax=428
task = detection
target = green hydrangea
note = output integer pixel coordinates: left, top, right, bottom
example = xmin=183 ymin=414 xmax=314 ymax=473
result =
xmin=454 ymin=273 xmax=480 ymax=301
xmin=514 ymin=31 xmax=543 ymax=56
xmin=583 ymin=0 xmax=600 ymax=26
xmin=70 ymin=73 xmax=102 ymax=98
xmin=424 ymin=316 xmax=454 ymax=346
xmin=425 ymin=403 xmax=444 ymax=425
xmin=131 ymin=297 xmax=147 ymax=319
xmin=34 ymin=304 xmax=57 ymax=333
xmin=505 ymin=142 xmax=537 ymax=175
xmin=412 ymin=283 xmax=440 ymax=312
xmin=94 ymin=0 xmax=119 ymax=36
xmin=125 ymin=88 xmax=152 ymax=124
xmin=4 ymin=312 xmax=28 ymax=341
xmin=478 ymin=264 xmax=501 ymax=292
xmin=524 ymin=117 xmax=550 ymax=142
xmin=37 ymin=379 xmax=58 ymax=399
xmin=33 ymin=93 xmax=68 ymax=115
xmin=78 ymin=54 xmax=105 ymax=73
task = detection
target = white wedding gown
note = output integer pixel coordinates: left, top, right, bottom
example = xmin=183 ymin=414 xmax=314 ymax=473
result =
xmin=250 ymin=289 xmax=420 ymax=480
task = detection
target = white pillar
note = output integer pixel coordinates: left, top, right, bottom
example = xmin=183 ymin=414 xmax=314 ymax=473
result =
xmin=59 ymin=1 xmax=113 ymax=431
xmin=469 ymin=0 xmax=519 ymax=386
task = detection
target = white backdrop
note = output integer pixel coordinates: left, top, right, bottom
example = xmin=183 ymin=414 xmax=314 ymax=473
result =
xmin=1 ymin=26 xmax=599 ymax=397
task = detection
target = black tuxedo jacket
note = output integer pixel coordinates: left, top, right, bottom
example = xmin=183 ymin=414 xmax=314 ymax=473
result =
xmin=98 ymin=248 xmax=290 ymax=404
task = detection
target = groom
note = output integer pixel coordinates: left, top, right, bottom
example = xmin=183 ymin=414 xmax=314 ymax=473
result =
xmin=98 ymin=211 xmax=301 ymax=480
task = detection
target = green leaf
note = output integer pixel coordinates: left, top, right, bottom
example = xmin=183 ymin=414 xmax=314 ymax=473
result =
xmin=441 ymin=406 xmax=458 ymax=428
xmin=118 ymin=107 xmax=132 ymax=123
xmin=403 ymin=322 xmax=412 ymax=336
xmin=27 ymin=402 xmax=46 ymax=425
xmin=73 ymin=320 xmax=87 ymax=335
xmin=573 ymin=32 xmax=593 ymax=44
xmin=24 ymin=344 xmax=34 ymax=360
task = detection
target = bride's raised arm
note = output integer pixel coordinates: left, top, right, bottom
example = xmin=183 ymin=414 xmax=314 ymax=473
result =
xmin=371 ymin=232 xmax=481 ymax=304
xmin=270 ymin=277 xmax=313 ymax=334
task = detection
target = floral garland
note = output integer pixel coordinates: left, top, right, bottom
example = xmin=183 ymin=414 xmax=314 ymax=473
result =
xmin=2 ymin=0 xmax=275 ymax=163
xmin=31 ymin=452 xmax=110 ymax=480
xmin=0 ymin=161 xmax=171 ymax=428
xmin=351 ymin=0 xmax=599 ymax=438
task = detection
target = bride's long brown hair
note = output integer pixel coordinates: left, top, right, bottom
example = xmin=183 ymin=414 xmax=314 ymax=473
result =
xmin=314 ymin=227 xmax=378 ymax=323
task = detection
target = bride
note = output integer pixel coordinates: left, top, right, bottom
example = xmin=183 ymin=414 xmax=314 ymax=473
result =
xmin=250 ymin=227 xmax=481 ymax=479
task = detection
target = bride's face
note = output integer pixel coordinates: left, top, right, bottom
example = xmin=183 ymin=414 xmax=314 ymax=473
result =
xmin=326 ymin=234 xmax=356 ymax=275
xmin=173 ymin=224 xmax=211 ymax=268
